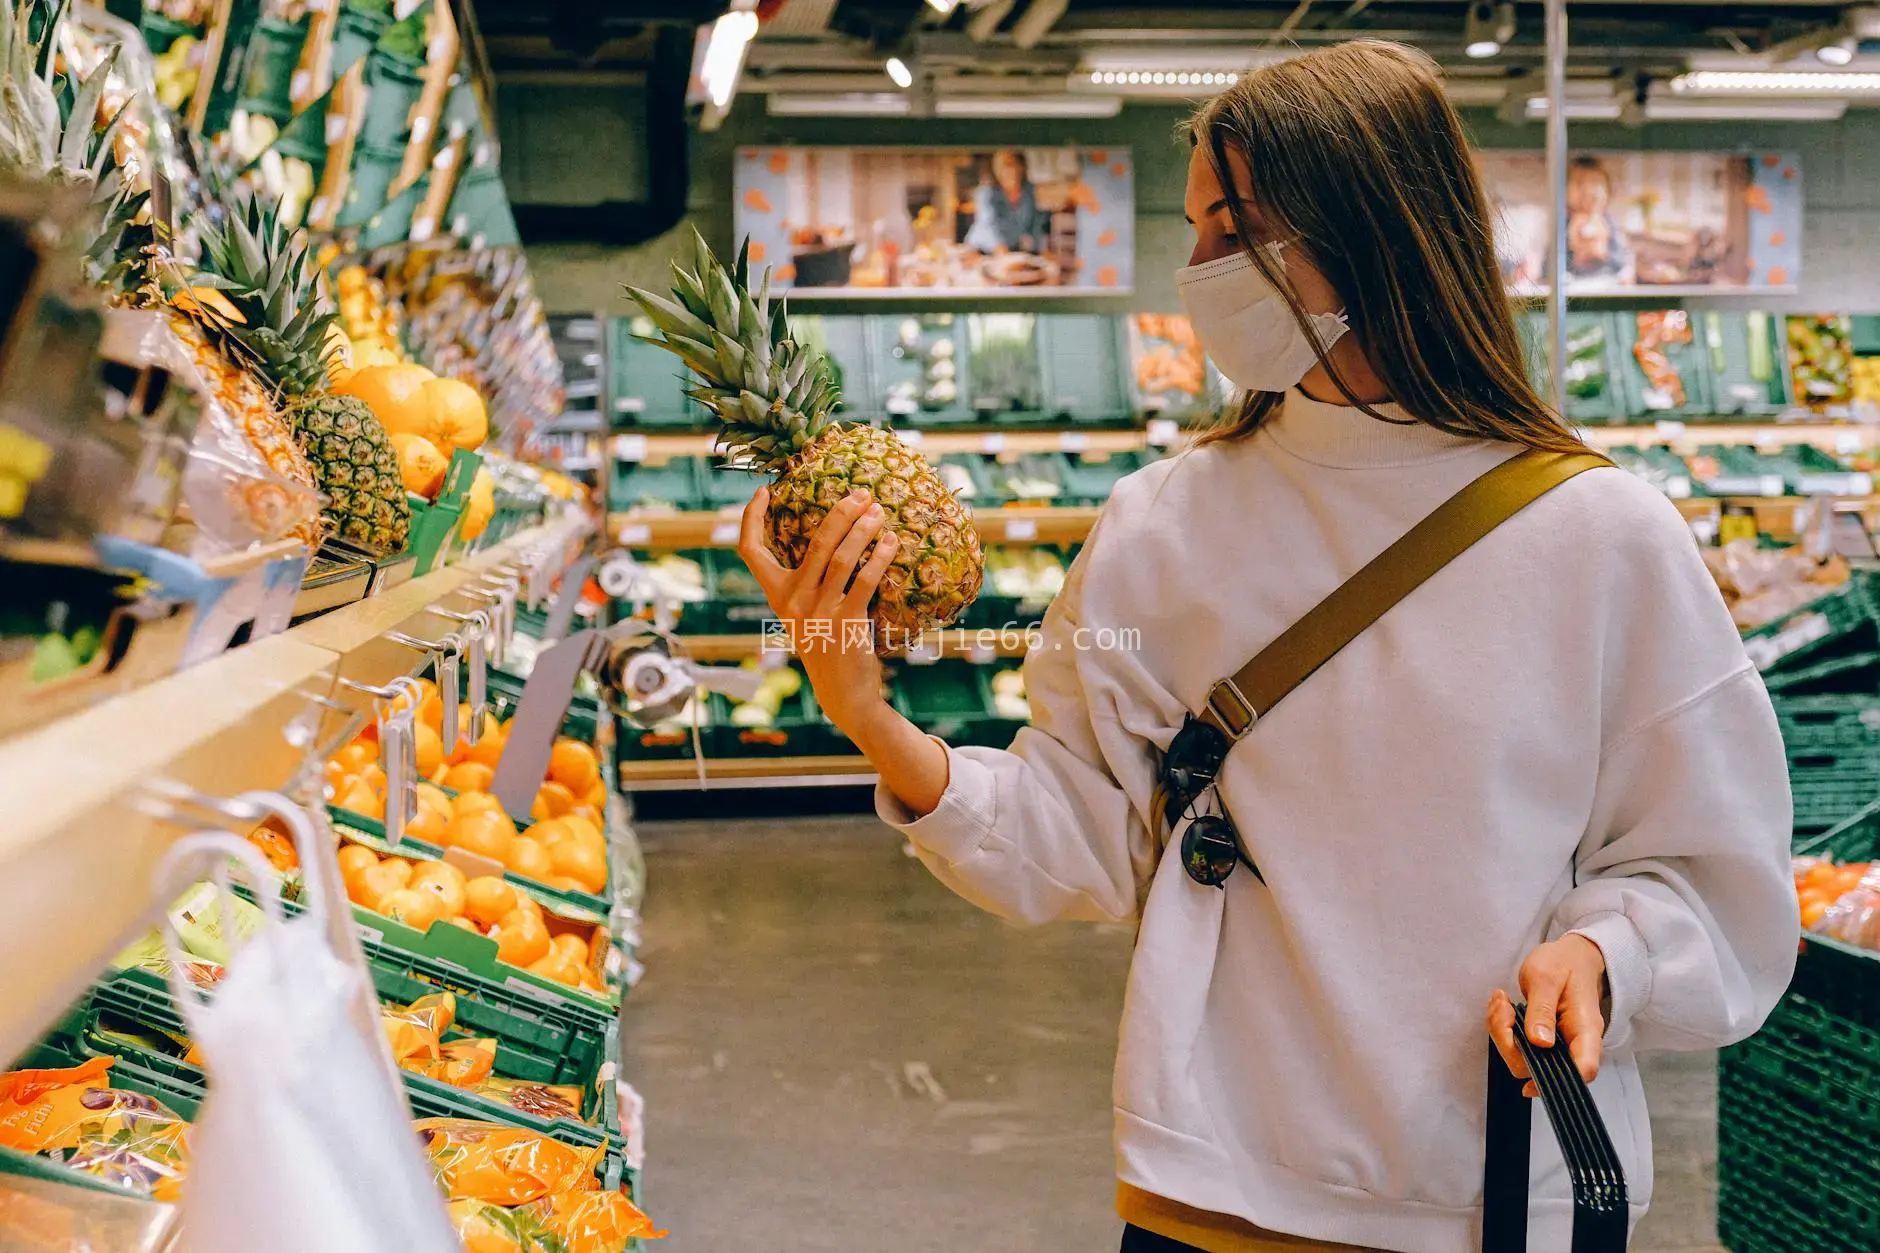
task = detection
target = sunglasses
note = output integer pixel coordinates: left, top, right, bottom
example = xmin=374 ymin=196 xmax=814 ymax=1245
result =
xmin=1160 ymin=714 xmax=1262 ymax=888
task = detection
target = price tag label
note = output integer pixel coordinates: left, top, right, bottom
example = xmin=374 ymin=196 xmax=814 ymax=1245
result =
xmin=1666 ymin=476 xmax=1693 ymax=499
xmin=710 ymin=522 xmax=739 ymax=544
xmin=1761 ymin=474 xmax=1786 ymax=498
xmin=1004 ymin=518 xmax=1038 ymax=542
xmin=614 ymin=396 xmax=647 ymax=414
xmin=980 ymin=433 xmax=1007 ymax=454
xmin=896 ymin=427 xmax=923 ymax=446
xmin=617 ymin=522 xmax=651 ymax=545
xmin=411 ymin=115 xmax=432 ymax=144
xmin=907 ymin=644 xmax=940 ymax=666
xmin=1836 ymin=431 xmax=1866 ymax=455
xmin=325 ymin=113 xmax=348 ymax=144
xmin=610 ymin=433 xmax=648 ymax=461
xmin=290 ymin=70 xmax=312 ymax=101
xmin=1057 ymin=431 xmax=1091 ymax=452
xmin=887 ymin=397 xmax=918 ymax=416
xmin=1146 ymin=419 xmax=1179 ymax=446
xmin=1653 ymin=419 xmax=1687 ymax=440
xmin=967 ymin=644 xmax=996 ymax=665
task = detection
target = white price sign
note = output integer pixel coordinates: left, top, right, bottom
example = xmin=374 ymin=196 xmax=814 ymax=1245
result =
xmin=610 ymin=434 xmax=648 ymax=461
xmin=896 ymin=427 xmax=923 ymax=446
xmin=1146 ymin=419 xmax=1179 ymax=447
xmin=1004 ymin=518 xmax=1038 ymax=542
xmin=617 ymin=523 xmax=651 ymax=545
xmin=980 ymin=433 xmax=1007 ymax=454
xmin=1653 ymin=419 xmax=1687 ymax=440
xmin=1057 ymin=431 xmax=1091 ymax=452
xmin=710 ymin=522 xmax=740 ymax=545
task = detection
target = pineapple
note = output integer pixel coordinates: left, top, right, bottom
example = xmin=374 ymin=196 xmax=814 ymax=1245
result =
xmin=183 ymin=191 xmax=410 ymax=556
xmin=625 ymin=230 xmax=983 ymax=654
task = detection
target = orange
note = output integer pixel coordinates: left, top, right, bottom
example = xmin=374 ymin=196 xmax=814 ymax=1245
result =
xmin=390 ymin=432 xmax=448 ymax=499
xmin=391 ymin=677 xmax=437 ymax=719
xmin=505 ymin=836 xmax=552 ymax=881
xmin=550 ymin=933 xmax=589 ymax=963
xmin=381 ymin=857 xmax=414 ymax=888
xmin=421 ymin=377 xmax=489 ymax=452
xmin=335 ymin=779 xmax=382 ymax=819
xmin=357 ymin=763 xmax=387 ymax=794
xmin=548 ymin=839 xmax=607 ymax=895
xmin=464 ymin=721 xmax=507 ymax=769
xmin=337 ymin=845 xmax=380 ymax=891
xmin=558 ymin=814 xmax=603 ymax=851
xmin=324 ymin=759 xmax=348 ymax=792
xmin=491 ymin=908 xmax=549 ymax=967
xmin=404 ymin=803 xmax=448 ymax=845
xmin=548 ymin=740 xmax=600 ymax=796
xmin=511 ymin=890 xmax=544 ymax=921
xmin=333 ymin=741 xmax=375 ymax=773
xmin=526 ymin=950 xmax=581 ymax=986
xmin=443 ymin=915 xmax=478 ymax=932
xmin=451 ymin=789 xmax=506 ymax=821
xmin=443 ymin=762 xmax=495 ymax=794
xmin=413 ymin=722 xmax=445 ymax=777
xmin=415 ymin=782 xmax=453 ymax=822
xmin=333 ymin=362 xmax=435 ymax=437
xmin=464 ymin=876 xmax=519 ymax=928
xmin=460 ymin=468 xmax=495 ymax=540
xmin=355 ymin=861 xmax=409 ymax=910
xmin=411 ymin=862 xmax=468 ymax=919
xmin=419 ymin=688 xmax=446 ymax=733
xmin=379 ymin=887 xmax=444 ymax=933
xmin=532 ymin=782 xmax=577 ymax=822
xmin=546 ymin=875 xmax=585 ymax=893
xmin=581 ymin=780 xmax=607 ymax=811
xmin=445 ymin=810 xmax=514 ymax=863
xmin=522 ymin=818 xmax=568 ymax=848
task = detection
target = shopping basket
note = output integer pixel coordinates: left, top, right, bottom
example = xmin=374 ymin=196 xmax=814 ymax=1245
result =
xmin=1483 ymin=1003 xmax=1628 ymax=1252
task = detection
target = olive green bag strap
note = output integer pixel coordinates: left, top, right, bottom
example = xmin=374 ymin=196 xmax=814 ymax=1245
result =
xmin=1147 ymin=448 xmax=1610 ymax=849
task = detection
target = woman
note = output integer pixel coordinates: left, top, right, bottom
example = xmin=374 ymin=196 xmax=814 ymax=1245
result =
xmin=963 ymin=148 xmax=1050 ymax=256
xmin=738 ymin=41 xmax=1795 ymax=1253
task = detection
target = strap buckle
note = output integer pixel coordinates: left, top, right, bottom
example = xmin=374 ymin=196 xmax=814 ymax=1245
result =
xmin=1205 ymin=678 xmax=1258 ymax=739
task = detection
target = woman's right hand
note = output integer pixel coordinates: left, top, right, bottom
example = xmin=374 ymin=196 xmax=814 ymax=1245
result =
xmin=738 ymin=485 xmax=898 ymax=735
xmin=737 ymin=485 xmax=950 ymax=816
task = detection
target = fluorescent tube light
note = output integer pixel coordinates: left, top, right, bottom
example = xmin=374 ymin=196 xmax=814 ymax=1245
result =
xmin=766 ymin=93 xmax=1121 ymax=119
xmin=700 ymin=7 xmax=759 ymax=110
xmin=926 ymin=0 xmax=960 ymax=12
xmin=1644 ymin=97 xmax=1847 ymax=121
xmin=1524 ymin=95 xmax=1623 ymax=119
xmin=1670 ymin=69 xmax=1880 ymax=93
xmin=886 ymin=56 xmax=913 ymax=89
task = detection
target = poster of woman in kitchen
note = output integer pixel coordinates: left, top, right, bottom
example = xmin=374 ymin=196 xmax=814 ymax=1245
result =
xmin=1476 ymin=149 xmax=1800 ymax=293
xmin=731 ymin=146 xmax=1135 ymax=296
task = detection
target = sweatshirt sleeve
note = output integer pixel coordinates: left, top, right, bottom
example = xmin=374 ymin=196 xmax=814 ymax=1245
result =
xmin=1554 ymin=664 xmax=1798 ymax=1053
xmin=875 ymin=531 xmax=1161 ymax=926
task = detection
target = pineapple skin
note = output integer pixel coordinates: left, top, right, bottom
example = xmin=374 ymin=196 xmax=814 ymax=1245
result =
xmin=287 ymin=393 xmax=412 ymax=557
xmin=764 ymin=425 xmax=984 ymax=655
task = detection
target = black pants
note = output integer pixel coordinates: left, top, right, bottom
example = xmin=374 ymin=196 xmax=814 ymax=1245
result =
xmin=1121 ymin=1226 xmax=1203 ymax=1252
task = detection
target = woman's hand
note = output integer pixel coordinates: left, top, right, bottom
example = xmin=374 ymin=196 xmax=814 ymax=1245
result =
xmin=737 ymin=485 xmax=950 ymax=816
xmin=738 ymin=485 xmax=898 ymax=734
xmin=1486 ymin=933 xmax=1608 ymax=1096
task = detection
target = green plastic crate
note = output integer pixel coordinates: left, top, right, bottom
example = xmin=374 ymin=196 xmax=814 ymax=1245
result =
xmin=1522 ymin=310 xmax=1624 ymax=423
xmin=358 ymin=51 xmax=425 ymax=150
xmin=609 ymin=459 xmax=702 ymax=513
xmin=327 ymin=806 xmax=612 ymax=920
xmin=83 ymin=973 xmax=622 ymax=1161
xmin=238 ymin=15 xmax=307 ymax=116
xmin=1700 ymin=311 xmax=1791 ymax=417
xmin=1057 ymin=449 xmax=1152 ymax=506
xmin=1613 ymin=310 xmax=1716 ymax=419
xmin=1038 ymin=314 xmax=1130 ymax=423
xmin=1744 ymin=576 xmax=1880 ymax=676
xmin=873 ymin=314 xmax=973 ymax=426
xmin=895 ymin=660 xmax=1017 ymax=749
xmin=609 ymin=319 xmax=706 ymax=428
xmin=336 ymin=142 xmax=405 ymax=229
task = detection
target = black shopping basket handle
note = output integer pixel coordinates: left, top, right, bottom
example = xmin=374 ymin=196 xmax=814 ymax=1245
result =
xmin=1482 ymin=1003 xmax=1629 ymax=1253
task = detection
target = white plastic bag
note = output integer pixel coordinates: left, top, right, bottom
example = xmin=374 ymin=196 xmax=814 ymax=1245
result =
xmin=156 ymin=797 xmax=458 ymax=1253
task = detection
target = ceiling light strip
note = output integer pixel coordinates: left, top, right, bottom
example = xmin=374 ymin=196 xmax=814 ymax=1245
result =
xmin=1671 ymin=69 xmax=1880 ymax=93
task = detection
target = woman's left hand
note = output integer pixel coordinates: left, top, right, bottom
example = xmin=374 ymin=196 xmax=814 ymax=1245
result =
xmin=1486 ymin=934 xmax=1608 ymax=1096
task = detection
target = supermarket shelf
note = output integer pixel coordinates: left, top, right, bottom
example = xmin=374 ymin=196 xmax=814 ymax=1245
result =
xmin=0 ymin=518 xmax=587 ymax=1065
xmin=1673 ymin=494 xmax=1880 ymax=540
xmin=683 ymin=630 xmax=1035 ymax=662
xmin=610 ymin=505 xmax=1100 ymax=548
xmin=1579 ymin=422 xmax=1879 ymax=452
xmin=616 ymin=755 xmax=877 ymax=791
xmin=609 ymin=421 xmax=1880 ymax=465
xmin=610 ymin=427 xmax=1159 ymax=461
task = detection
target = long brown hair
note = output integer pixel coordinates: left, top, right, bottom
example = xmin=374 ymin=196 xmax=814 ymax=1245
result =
xmin=1185 ymin=40 xmax=1582 ymax=453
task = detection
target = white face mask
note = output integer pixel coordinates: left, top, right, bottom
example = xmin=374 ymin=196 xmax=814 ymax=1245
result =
xmin=1174 ymin=242 xmax=1350 ymax=394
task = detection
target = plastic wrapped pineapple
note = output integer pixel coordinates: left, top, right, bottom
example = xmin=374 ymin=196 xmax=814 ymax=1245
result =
xmin=625 ymin=230 xmax=984 ymax=655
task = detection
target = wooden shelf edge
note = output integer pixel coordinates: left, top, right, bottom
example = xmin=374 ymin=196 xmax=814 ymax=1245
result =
xmin=683 ymin=630 xmax=1034 ymax=662
xmin=610 ymin=505 xmax=1099 ymax=548
xmin=616 ymin=755 xmax=877 ymax=791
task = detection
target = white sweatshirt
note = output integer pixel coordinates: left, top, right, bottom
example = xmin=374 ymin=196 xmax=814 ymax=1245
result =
xmin=878 ymin=392 xmax=1798 ymax=1253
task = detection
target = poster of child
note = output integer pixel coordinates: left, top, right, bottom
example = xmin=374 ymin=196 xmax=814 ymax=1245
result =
xmin=1565 ymin=157 xmax=1629 ymax=279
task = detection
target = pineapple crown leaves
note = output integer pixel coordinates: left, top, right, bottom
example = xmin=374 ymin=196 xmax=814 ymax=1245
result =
xmin=0 ymin=0 xmax=128 ymax=186
xmin=623 ymin=227 xmax=844 ymax=473
xmin=186 ymin=188 xmax=341 ymax=398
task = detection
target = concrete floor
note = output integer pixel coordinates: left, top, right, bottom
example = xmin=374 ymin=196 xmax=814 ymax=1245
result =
xmin=622 ymin=814 xmax=1726 ymax=1253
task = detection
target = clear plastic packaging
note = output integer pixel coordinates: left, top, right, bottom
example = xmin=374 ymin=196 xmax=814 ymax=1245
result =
xmin=413 ymin=1119 xmax=602 ymax=1207
xmin=0 ymin=1166 xmax=177 ymax=1253
xmin=1816 ymin=862 xmax=1880 ymax=951
xmin=1702 ymin=539 xmax=1848 ymax=631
